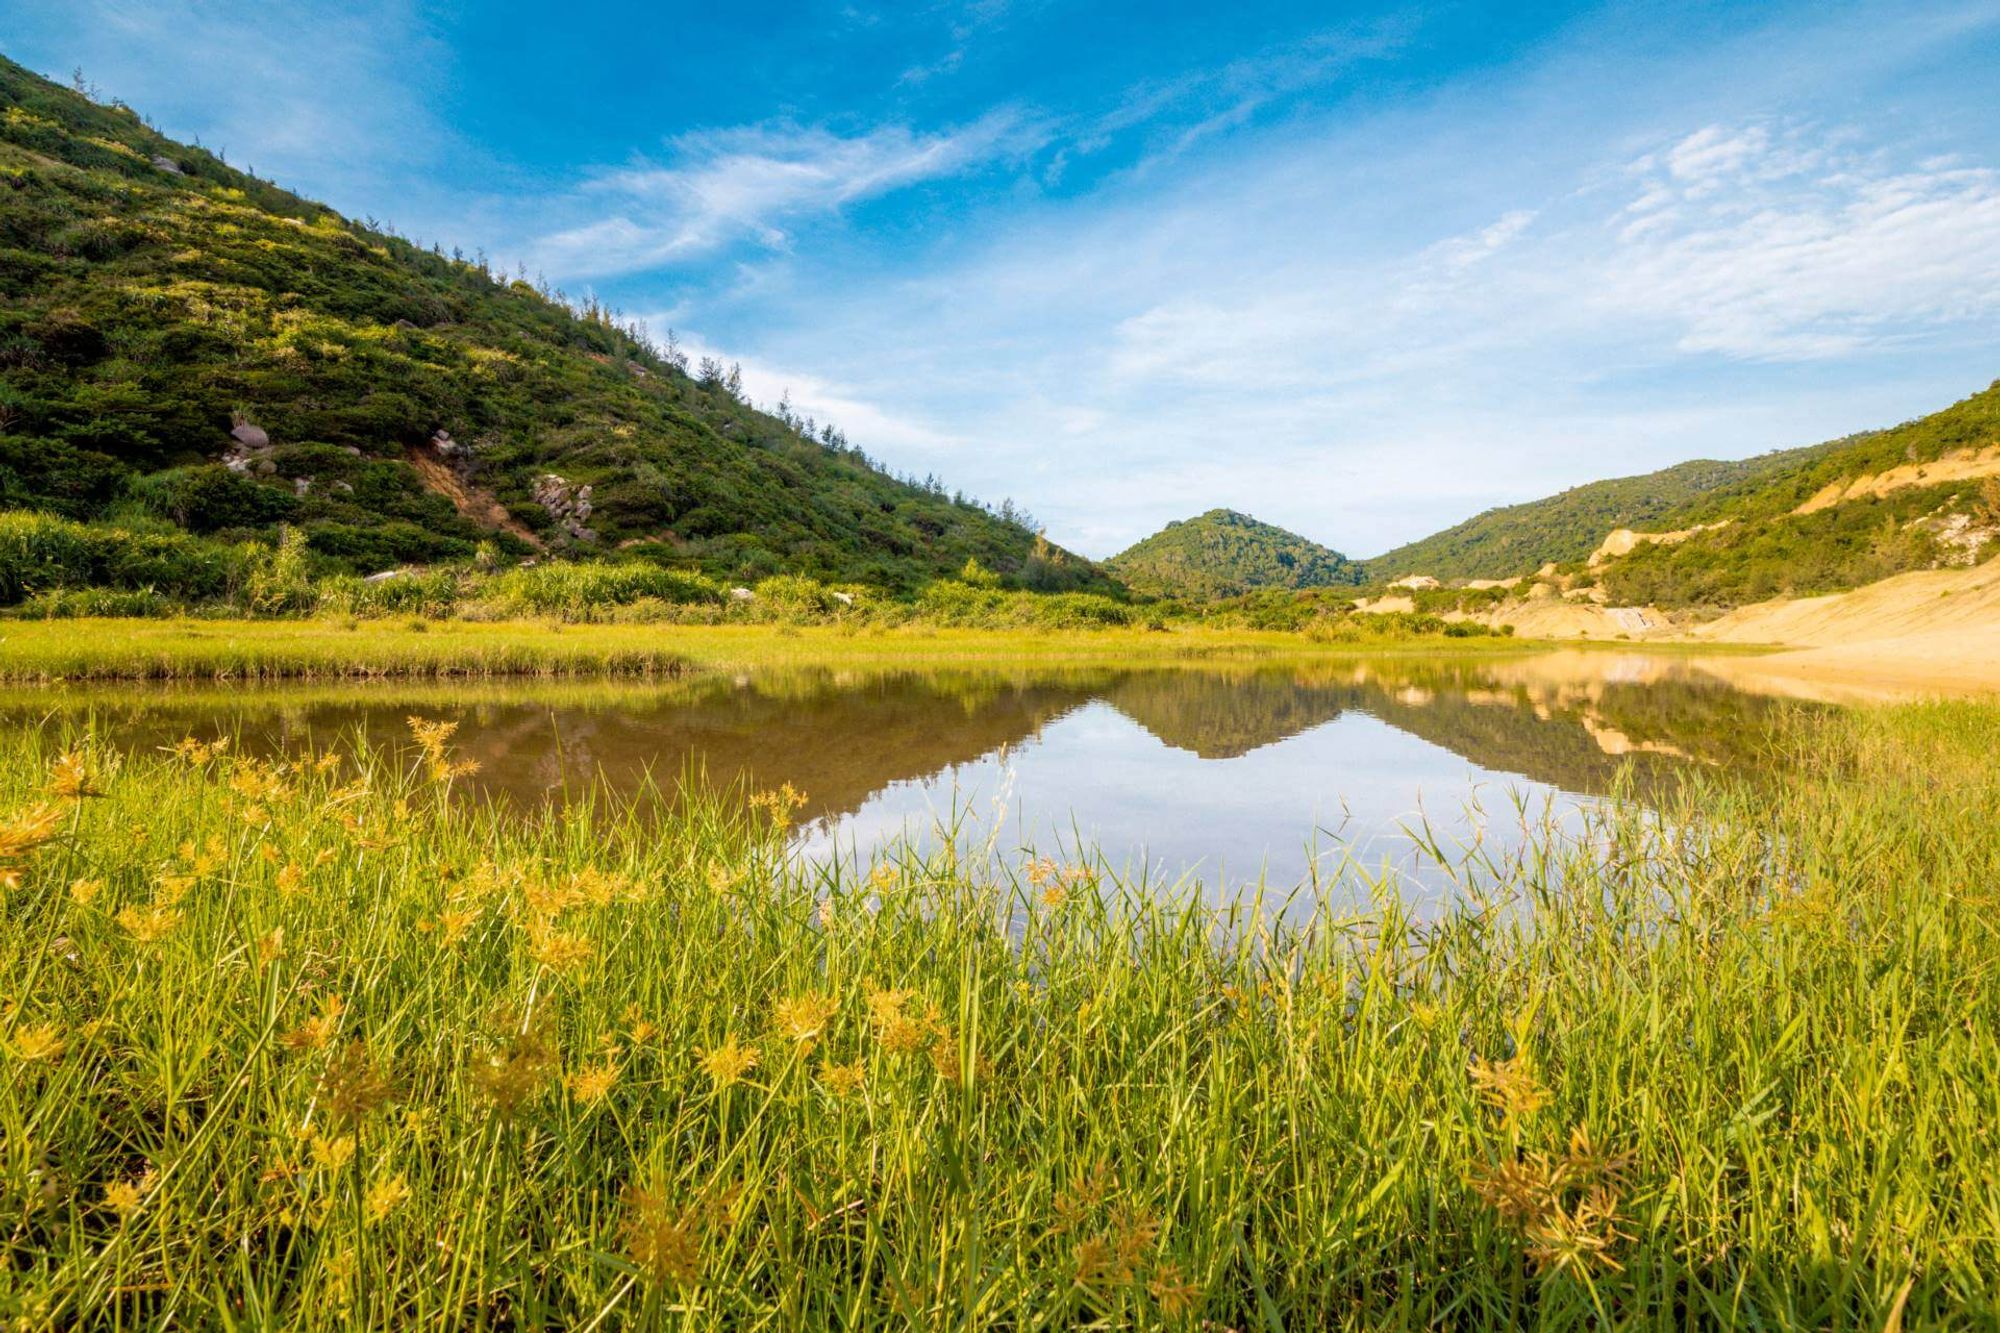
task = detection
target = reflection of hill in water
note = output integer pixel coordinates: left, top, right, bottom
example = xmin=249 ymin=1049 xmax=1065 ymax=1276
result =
xmin=1098 ymin=669 xmax=1358 ymax=758
xmin=1098 ymin=658 xmax=1795 ymax=793
xmin=5 ymin=653 xmax=1799 ymax=822
xmin=5 ymin=672 xmax=1111 ymax=822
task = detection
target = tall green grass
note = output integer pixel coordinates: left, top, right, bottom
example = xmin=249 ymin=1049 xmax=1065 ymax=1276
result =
xmin=1 ymin=704 xmax=1994 ymax=1326
xmin=0 ymin=619 xmax=1544 ymax=683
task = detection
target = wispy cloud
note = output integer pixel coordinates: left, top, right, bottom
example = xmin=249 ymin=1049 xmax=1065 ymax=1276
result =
xmin=535 ymin=114 xmax=1041 ymax=276
xmin=1597 ymin=126 xmax=2000 ymax=358
xmin=653 ymin=328 xmax=965 ymax=456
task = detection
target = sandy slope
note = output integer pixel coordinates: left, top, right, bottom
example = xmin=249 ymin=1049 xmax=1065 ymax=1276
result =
xmin=1450 ymin=559 xmax=2000 ymax=698
xmin=1674 ymin=561 xmax=2000 ymax=697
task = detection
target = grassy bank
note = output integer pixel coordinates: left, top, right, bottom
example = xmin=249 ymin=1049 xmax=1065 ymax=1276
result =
xmin=0 ymin=617 xmax=1545 ymax=683
xmin=1 ymin=703 xmax=1995 ymax=1325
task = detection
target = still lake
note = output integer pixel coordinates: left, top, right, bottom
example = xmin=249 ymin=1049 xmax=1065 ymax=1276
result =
xmin=9 ymin=650 xmax=1797 ymax=909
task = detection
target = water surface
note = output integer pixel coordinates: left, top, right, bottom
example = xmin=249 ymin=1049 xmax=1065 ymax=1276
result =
xmin=8 ymin=650 xmax=1801 ymax=909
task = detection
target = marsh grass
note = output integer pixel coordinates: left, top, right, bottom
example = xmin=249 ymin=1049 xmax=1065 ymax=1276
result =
xmin=0 ymin=618 xmax=1549 ymax=684
xmin=0 ymin=703 xmax=1995 ymax=1326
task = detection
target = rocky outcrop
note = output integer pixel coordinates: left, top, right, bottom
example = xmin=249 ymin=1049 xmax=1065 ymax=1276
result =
xmin=532 ymin=474 xmax=596 ymax=544
xmin=223 ymin=418 xmax=275 ymax=475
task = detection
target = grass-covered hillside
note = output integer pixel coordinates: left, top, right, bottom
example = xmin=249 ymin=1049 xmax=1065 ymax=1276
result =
xmin=1106 ymin=509 xmax=1363 ymax=600
xmin=1373 ymin=380 xmax=2000 ymax=608
xmin=1367 ymin=445 xmax=1845 ymax=582
xmin=1597 ymin=382 xmax=2000 ymax=607
xmin=0 ymin=56 xmax=1104 ymax=593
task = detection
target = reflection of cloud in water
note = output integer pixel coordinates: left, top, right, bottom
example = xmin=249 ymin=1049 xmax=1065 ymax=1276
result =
xmin=795 ymin=701 xmax=1606 ymax=913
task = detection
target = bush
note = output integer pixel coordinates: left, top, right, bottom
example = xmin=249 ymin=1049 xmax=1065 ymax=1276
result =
xmin=316 ymin=568 xmax=462 ymax=618
xmin=0 ymin=509 xmax=247 ymax=605
xmin=17 ymin=586 xmax=173 ymax=618
xmin=481 ymin=561 xmax=722 ymax=619
xmin=244 ymin=527 xmax=316 ymax=615
xmin=751 ymin=574 xmax=843 ymax=619
xmin=129 ymin=466 xmax=298 ymax=533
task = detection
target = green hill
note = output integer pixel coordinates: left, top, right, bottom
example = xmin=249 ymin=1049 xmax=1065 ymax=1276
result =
xmin=1106 ymin=509 xmax=1364 ymax=600
xmin=0 ymin=55 xmax=1105 ymax=593
xmin=1594 ymin=382 xmax=2000 ymax=607
xmin=1370 ymin=380 xmax=2000 ymax=608
xmin=1366 ymin=444 xmax=1846 ymax=582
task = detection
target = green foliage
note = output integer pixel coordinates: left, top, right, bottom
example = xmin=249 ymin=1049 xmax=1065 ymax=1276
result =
xmin=751 ymin=574 xmax=846 ymax=619
xmin=1598 ymin=491 xmax=1952 ymax=608
xmin=480 ymin=561 xmax=723 ymax=619
xmin=1106 ymin=509 xmax=1364 ymax=600
xmin=18 ymin=586 xmax=174 ymax=618
xmin=0 ymin=509 xmax=248 ymax=604
xmin=243 ymin=526 xmax=315 ymax=615
xmin=1367 ymin=447 xmax=1846 ymax=581
xmin=0 ymin=55 xmax=1111 ymax=593
xmin=915 ymin=579 xmax=1138 ymax=629
xmin=315 ymin=569 xmax=463 ymax=619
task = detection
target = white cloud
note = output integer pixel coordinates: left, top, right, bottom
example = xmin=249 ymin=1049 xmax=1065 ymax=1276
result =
xmin=652 ymin=328 xmax=966 ymax=456
xmin=535 ymin=115 xmax=1039 ymax=277
xmin=1598 ymin=127 xmax=2000 ymax=359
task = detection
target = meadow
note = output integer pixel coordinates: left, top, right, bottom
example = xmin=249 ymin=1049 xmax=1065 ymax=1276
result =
xmin=0 ymin=616 xmax=1538 ymax=683
xmin=1 ymin=697 xmax=1995 ymax=1327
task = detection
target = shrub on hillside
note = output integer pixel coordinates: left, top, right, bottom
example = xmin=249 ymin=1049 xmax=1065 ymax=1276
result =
xmin=480 ymin=561 xmax=722 ymax=619
xmin=751 ymin=574 xmax=846 ymax=620
xmin=316 ymin=568 xmax=462 ymax=619
xmin=0 ymin=509 xmax=248 ymax=604
xmin=19 ymin=586 xmax=174 ymax=618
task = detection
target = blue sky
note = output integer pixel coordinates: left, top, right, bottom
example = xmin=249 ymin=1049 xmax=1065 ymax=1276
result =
xmin=11 ymin=0 xmax=2000 ymax=557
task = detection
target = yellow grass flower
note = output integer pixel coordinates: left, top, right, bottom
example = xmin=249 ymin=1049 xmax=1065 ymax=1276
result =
xmin=623 ymin=1004 xmax=659 ymax=1044
xmin=309 ymin=1132 xmax=356 ymax=1173
xmin=1470 ymin=1053 xmax=1551 ymax=1122
xmin=618 ymin=1182 xmax=702 ymax=1287
xmin=749 ymin=782 xmax=808 ymax=830
xmin=471 ymin=1029 xmax=558 ymax=1114
xmin=770 ymin=990 xmax=839 ymax=1045
xmin=406 ymin=715 xmax=479 ymax=782
xmin=116 ymin=903 xmax=182 ymax=944
xmin=48 ymin=750 xmax=106 ymax=800
xmin=818 ymin=1060 xmax=866 ymax=1098
xmin=68 ymin=877 xmax=103 ymax=906
xmin=102 ymin=1171 xmax=152 ymax=1218
xmin=427 ymin=907 xmax=480 ymax=947
xmin=0 ymin=803 xmax=65 ymax=889
xmin=8 ymin=1022 xmax=66 ymax=1062
xmin=364 ymin=1173 xmax=410 ymax=1225
xmin=1148 ymin=1262 xmax=1202 ymax=1317
xmin=699 ymin=1035 xmax=758 ymax=1089
xmin=320 ymin=1040 xmax=395 ymax=1123
xmin=281 ymin=996 xmax=345 ymax=1052
xmin=528 ymin=924 xmax=595 ymax=974
xmin=567 ymin=1060 xmax=621 ymax=1105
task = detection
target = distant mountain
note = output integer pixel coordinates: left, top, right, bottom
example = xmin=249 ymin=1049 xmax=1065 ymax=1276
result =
xmin=1370 ymin=380 xmax=2000 ymax=607
xmin=1107 ymin=509 xmax=1364 ymax=600
xmin=0 ymin=55 xmax=1106 ymax=593
xmin=1366 ymin=445 xmax=1846 ymax=582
